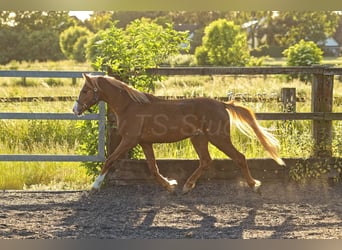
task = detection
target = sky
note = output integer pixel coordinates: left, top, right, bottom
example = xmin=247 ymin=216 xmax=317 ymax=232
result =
xmin=69 ymin=11 xmax=93 ymax=21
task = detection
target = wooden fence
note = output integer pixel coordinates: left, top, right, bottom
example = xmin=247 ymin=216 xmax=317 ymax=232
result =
xmin=146 ymin=66 xmax=342 ymax=157
xmin=1 ymin=66 xmax=342 ymax=162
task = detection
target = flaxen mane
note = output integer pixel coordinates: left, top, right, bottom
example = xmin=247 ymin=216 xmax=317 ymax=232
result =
xmin=97 ymin=75 xmax=151 ymax=104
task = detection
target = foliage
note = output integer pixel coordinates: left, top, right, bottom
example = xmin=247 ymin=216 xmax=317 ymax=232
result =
xmin=290 ymin=158 xmax=342 ymax=183
xmin=83 ymin=11 xmax=113 ymax=32
xmin=0 ymin=27 xmax=65 ymax=65
xmin=73 ymin=36 xmax=89 ymax=63
xmin=195 ymin=19 xmax=250 ymax=66
xmin=85 ymin=30 xmax=106 ymax=64
xmin=75 ymin=105 xmax=103 ymax=176
xmin=283 ymin=39 xmax=323 ymax=81
xmin=59 ymin=26 xmax=93 ymax=62
xmin=0 ymin=11 xmax=341 ymax=64
xmin=91 ymin=19 xmax=189 ymax=91
xmin=269 ymin=11 xmax=340 ymax=47
xmin=0 ymin=11 xmax=73 ymax=64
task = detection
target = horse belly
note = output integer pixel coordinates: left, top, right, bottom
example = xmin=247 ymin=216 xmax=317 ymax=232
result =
xmin=140 ymin=114 xmax=199 ymax=143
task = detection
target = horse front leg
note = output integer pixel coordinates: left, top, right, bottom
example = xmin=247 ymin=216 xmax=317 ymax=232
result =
xmin=140 ymin=143 xmax=177 ymax=192
xmin=91 ymin=138 xmax=137 ymax=192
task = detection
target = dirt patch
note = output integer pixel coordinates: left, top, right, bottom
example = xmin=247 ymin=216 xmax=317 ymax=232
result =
xmin=1 ymin=179 xmax=342 ymax=239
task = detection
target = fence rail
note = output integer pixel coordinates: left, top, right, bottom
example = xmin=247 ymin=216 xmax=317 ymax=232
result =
xmin=0 ymin=101 xmax=106 ymax=162
xmin=1 ymin=66 xmax=342 ymax=161
xmin=147 ymin=66 xmax=342 ymax=157
xmin=146 ymin=65 xmax=342 ymax=76
xmin=0 ymin=70 xmax=106 ymax=162
xmin=0 ymin=70 xmax=105 ymax=85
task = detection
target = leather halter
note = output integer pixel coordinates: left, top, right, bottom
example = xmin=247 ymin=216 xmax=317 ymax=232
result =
xmin=76 ymin=87 xmax=99 ymax=111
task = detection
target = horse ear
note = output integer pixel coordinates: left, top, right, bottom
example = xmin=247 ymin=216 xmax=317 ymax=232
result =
xmin=83 ymin=73 xmax=91 ymax=81
xmin=83 ymin=73 xmax=93 ymax=88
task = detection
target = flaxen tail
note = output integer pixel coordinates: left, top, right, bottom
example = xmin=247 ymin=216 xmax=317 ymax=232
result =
xmin=224 ymin=101 xmax=285 ymax=166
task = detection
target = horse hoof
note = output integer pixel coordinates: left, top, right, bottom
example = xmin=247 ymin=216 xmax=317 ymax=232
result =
xmin=182 ymin=183 xmax=195 ymax=194
xmin=168 ymin=179 xmax=178 ymax=186
xmin=252 ymin=180 xmax=262 ymax=195
xmin=89 ymin=187 xmax=100 ymax=194
xmin=165 ymin=179 xmax=177 ymax=192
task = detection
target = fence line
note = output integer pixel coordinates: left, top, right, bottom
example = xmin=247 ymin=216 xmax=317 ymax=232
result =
xmin=146 ymin=66 xmax=342 ymax=157
xmin=0 ymin=70 xmax=105 ymax=85
xmin=0 ymin=101 xmax=106 ymax=162
xmin=1 ymin=67 xmax=342 ymax=161
xmin=0 ymin=70 xmax=106 ymax=162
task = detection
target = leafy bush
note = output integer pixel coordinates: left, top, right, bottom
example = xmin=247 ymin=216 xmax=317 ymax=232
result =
xmin=76 ymin=105 xmax=103 ymax=176
xmin=59 ymin=26 xmax=93 ymax=62
xmin=72 ymin=36 xmax=89 ymax=63
xmin=283 ymin=39 xmax=323 ymax=81
xmin=85 ymin=30 xmax=106 ymax=64
xmin=195 ymin=19 xmax=250 ymax=66
xmin=91 ymin=19 xmax=189 ymax=90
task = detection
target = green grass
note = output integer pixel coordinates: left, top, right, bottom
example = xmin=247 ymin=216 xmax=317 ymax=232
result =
xmin=0 ymin=162 xmax=92 ymax=190
xmin=263 ymin=56 xmax=342 ymax=67
xmin=0 ymin=59 xmax=342 ymax=190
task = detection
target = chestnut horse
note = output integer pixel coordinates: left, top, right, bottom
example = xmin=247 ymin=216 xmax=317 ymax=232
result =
xmin=73 ymin=74 xmax=285 ymax=193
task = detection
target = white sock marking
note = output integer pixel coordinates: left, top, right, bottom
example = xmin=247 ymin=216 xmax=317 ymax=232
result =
xmin=92 ymin=174 xmax=106 ymax=190
xmin=168 ymin=179 xmax=178 ymax=186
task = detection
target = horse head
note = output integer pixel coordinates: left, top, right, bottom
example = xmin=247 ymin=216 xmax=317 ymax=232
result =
xmin=73 ymin=73 xmax=101 ymax=115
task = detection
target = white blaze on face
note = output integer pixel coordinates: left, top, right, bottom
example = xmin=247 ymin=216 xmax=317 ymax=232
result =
xmin=72 ymin=101 xmax=79 ymax=115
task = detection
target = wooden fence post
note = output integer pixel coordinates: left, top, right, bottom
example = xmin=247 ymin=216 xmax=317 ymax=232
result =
xmin=312 ymin=66 xmax=334 ymax=157
xmin=281 ymin=88 xmax=296 ymax=112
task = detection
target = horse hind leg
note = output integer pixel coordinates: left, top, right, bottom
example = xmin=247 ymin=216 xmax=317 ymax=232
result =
xmin=209 ymin=134 xmax=261 ymax=193
xmin=140 ymin=143 xmax=177 ymax=192
xmin=183 ymin=135 xmax=212 ymax=194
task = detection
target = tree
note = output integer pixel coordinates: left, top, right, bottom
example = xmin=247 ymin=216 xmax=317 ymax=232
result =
xmin=266 ymin=11 xmax=340 ymax=47
xmin=59 ymin=26 xmax=93 ymax=62
xmin=0 ymin=11 xmax=73 ymax=64
xmin=91 ymin=18 xmax=189 ymax=91
xmin=10 ymin=11 xmax=74 ymax=32
xmin=84 ymin=11 xmax=113 ymax=32
xmin=26 ymin=29 xmax=65 ymax=61
xmin=195 ymin=19 xmax=250 ymax=66
xmin=0 ymin=27 xmax=22 ymax=64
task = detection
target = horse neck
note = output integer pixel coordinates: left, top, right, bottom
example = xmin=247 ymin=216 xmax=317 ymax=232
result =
xmin=99 ymin=80 xmax=133 ymax=114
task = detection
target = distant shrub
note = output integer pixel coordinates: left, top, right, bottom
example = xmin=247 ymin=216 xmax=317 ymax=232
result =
xmin=73 ymin=36 xmax=89 ymax=63
xmin=59 ymin=26 xmax=93 ymax=62
xmin=283 ymin=39 xmax=323 ymax=81
xmin=195 ymin=19 xmax=250 ymax=66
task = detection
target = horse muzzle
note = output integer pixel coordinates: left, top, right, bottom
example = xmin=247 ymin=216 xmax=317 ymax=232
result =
xmin=72 ymin=101 xmax=83 ymax=116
